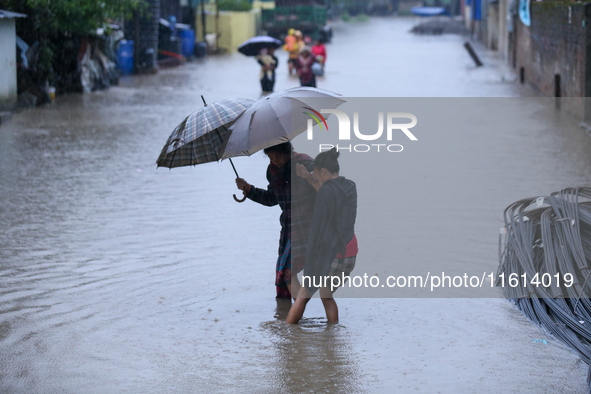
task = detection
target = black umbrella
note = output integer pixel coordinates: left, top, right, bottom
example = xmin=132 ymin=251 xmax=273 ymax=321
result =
xmin=238 ymin=36 xmax=282 ymax=57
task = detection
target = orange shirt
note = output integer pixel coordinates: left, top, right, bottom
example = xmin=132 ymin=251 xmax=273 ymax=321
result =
xmin=284 ymin=35 xmax=297 ymax=57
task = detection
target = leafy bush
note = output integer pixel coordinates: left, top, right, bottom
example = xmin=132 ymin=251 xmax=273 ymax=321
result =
xmin=11 ymin=0 xmax=145 ymax=34
xmin=4 ymin=0 xmax=145 ymax=77
xmin=342 ymin=0 xmax=366 ymax=15
xmin=217 ymin=0 xmax=252 ymax=11
xmin=354 ymin=13 xmax=369 ymax=22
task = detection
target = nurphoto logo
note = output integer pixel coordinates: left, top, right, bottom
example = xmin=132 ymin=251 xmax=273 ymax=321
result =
xmin=304 ymin=109 xmax=418 ymax=153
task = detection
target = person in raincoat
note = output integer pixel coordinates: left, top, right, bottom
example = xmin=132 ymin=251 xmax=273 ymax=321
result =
xmin=311 ymin=39 xmax=327 ymax=70
xmin=286 ymin=147 xmax=358 ymax=324
xmin=294 ymin=30 xmax=305 ymax=54
xmin=284 ymin=28 xmax=299 ymax=75
xmin=235 ymin=142 xmax=317 ymax=299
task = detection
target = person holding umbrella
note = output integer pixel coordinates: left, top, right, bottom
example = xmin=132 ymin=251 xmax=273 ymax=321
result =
xmin=222 ymin=87 xmax=345 ymax=298
xmin=256 ymin=47 xmax=278 ymax=94
xmin=238 ymin=36 xmax=282 ymax=94
xmin=158 ymin=88 xmax=345 ymax=301
xmin=235 ymin=142 xmax=317 ymax=300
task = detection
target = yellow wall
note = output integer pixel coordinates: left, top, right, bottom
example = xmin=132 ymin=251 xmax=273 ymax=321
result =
xmin=252 ymin=1 xmax=275 ymax=9
xmin=195 ymin=9 xmax=261 ymax=52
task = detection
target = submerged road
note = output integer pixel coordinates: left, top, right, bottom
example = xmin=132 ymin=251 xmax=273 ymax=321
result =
xmin=1 ymin=17 xmax=591 ymax=393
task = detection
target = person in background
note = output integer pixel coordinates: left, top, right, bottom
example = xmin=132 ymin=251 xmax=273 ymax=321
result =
xmin=311 ymin=39 xmax=327 ymax=71
xmin=294 ymin=31 xmax=305 ymax=54
xmin=284 ymin=28 xmax=299 ymax=75
xmin=256 ymin=46 xmax=278 ymax=94
xmin=295 ymin=47 xmax=317 ymax=88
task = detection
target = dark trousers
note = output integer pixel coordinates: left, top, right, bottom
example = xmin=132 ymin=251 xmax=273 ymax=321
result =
xmin=300 ymin=77 xmax=316 ymax=88
xmin=261 ymin=74 xmax=275 ymax=92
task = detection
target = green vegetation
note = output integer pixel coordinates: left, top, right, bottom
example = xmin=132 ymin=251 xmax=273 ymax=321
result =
xmin=341 ymin=12 xmax=369 ymax=23
xmin=217 ymin=0 xmax=252 ymax=11
xmin=4 ymin=0 xmax=146 ymax=79
xmin=341 ymin=0 xmax=366 ymax=15
xmin=354 ymin=13 xmax=369 ymax=22
xmin=5 ymin=0 xmax=145 ymax=35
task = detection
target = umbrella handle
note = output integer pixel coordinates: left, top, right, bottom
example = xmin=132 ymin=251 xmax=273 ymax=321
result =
xmin=233 ymin=190 xmax=247 ymax=203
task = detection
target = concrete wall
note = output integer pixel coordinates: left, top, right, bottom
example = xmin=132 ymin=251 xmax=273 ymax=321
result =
xmin=487 ymin=3 xmax=499 ymax=50
xmin=538 ymin=4 xmax=584 ymax=96
xmin=464 ymin=5 xmax=471 ymax=30
xmin=196 ymin=9 xmax=260 ymax=52
xmin=514 ymin=2 xmax=587 ymax=118
xmin=498 ymin=0 xmax=508 ymax=61
xmin=0 ymin=18 xmax=17 ymax=111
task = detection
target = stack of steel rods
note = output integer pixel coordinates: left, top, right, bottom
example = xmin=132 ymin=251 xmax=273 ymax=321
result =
xmin=497 ymin=187 xmax=591 ymax=390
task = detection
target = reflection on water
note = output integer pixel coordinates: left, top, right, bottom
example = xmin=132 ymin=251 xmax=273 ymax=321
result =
xmin=264 ymin=300 xmax=364 ymax=393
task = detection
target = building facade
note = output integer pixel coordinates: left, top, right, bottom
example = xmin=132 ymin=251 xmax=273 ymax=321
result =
xmin=0 ymin=10 xmax=26 ymax=111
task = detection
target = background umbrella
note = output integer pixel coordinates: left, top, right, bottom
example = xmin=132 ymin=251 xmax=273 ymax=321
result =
xmin=156 ymin=96 xmax=254 ymax=201
xmin=222 ymin=87 xmax=344 ymax=159
xmin=238 ymin=36 xmax=282 ymax=57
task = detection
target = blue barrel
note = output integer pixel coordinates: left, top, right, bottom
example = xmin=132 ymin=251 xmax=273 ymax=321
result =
xmin=117 ymin=40 xmax=134 ymax=75
xmin=179 ymin=30 xmax=195 ymax=58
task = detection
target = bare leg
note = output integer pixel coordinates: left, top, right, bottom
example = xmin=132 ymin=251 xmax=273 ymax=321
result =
xmin=290 ymin=275 xmax=301 ymax=301
xmin=285 ymin=286 xmax=310 ymax=324
xmin=320 ymin=287 xmax=338 ymax=323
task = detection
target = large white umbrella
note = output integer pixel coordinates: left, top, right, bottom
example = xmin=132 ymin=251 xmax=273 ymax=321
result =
xmin=221 ymin=87 xmax=344 ymax=159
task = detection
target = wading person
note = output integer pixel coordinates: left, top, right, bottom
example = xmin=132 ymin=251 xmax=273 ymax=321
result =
xmin=284 ymin=28 xmax=299 ymax=75
xmin=235 ymin=142 xmax=316 ymax=299
xmin=256 ymin=47 xmax=278 ymax=94
xmin=311 ymin=39 xmax=327 ymax=71
xmin=295 ymin=47 xmax=317 ymax=88
xmin=286 ymin=148 xmax=358 ymax=324
xmin=294 ymin=30 xmax=304 ymax=53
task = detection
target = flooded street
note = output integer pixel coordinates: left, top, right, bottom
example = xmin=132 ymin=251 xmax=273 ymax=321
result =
xmin=2 ymin=17 xmax=591 ymax=393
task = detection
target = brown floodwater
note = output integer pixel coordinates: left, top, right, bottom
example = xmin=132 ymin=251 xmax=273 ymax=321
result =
xmin=1 ymin=17 xmax=590 ymax=393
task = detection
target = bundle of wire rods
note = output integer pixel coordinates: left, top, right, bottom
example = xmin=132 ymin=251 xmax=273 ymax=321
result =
xmin=497 ymin=187 xmax=591 ymax=391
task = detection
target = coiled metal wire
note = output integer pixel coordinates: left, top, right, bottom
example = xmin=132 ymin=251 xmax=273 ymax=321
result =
xmin=498 ymin=187 xmax=591 ymax=391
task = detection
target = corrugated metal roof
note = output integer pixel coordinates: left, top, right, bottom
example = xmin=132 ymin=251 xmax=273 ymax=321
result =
xmin=0 ymin=10 xmax=28 ymax=19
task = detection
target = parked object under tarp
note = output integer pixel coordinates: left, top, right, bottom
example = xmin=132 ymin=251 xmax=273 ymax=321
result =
xmin=410 ymin=6 xmax=448 ymax=16
xmin=79 ymin=36 xmax=120 ymax=93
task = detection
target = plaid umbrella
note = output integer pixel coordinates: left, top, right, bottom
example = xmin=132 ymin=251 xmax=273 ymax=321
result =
xmin=156 ymin=96 xmax=254 ymax=168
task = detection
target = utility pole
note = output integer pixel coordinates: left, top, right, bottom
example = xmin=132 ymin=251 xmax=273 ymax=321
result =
xmin=201 ymin=0 xmax=206 ymax=42
xmin=215 ymin=0 xmax=219 ymax=51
